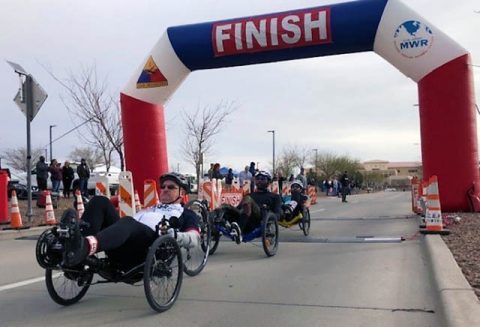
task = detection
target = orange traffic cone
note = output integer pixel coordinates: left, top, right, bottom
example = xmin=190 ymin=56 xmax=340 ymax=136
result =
xmin=134 ymin=190 xmax=142 ymax=212
xmin=420 ymin=175 xmax=450 ymax=235
xmin=44 ymin=191 xmax=57 ymax=225
xmin=75 ymin=189 xmax=85 ymax=220
xmin=3 ymin=190 xmax=29 ymax=230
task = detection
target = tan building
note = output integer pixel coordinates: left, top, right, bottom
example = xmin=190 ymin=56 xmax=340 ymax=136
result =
xmin=361 ymin=160 xmax=422 ymax=187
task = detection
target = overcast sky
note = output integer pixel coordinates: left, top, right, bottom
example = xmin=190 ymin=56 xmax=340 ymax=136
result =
xmin=0 ymin=0 xmax=479 ymax=174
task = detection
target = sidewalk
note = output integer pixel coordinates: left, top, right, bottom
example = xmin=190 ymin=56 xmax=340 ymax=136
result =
xmin=422 ymin=234 xmax=480 ymax=327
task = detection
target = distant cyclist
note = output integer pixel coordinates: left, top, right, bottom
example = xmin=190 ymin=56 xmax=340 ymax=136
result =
xmin=281 ymin=180 xmax=308 ymax=223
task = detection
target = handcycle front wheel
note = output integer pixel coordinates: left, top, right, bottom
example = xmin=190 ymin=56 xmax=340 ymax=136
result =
xmin=183 ymin=200 xmax=211 ymax=276
xmin=45 ymin=268 xmax=93 ymax=306
xmin=144 ymin=235 xmax=183 ymax=313
xmin=299 ymin=208 xmax=311 ymax=236
xmin=262 ymin=212 xmax=279 ymax=257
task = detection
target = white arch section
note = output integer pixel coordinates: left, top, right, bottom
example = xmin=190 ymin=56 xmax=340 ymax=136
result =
xmin=121 ymin=0 xmax=478 ymax=211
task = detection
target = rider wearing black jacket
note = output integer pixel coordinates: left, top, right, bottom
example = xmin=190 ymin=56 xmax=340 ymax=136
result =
xmin=220 ymin=171 xmax=282 ymax=237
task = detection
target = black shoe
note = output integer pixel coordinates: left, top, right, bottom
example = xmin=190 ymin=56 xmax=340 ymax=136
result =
xmin=60 ymin=208 xmax=77 ymax=228
xmin=62 ymin=215 xmax=89 ymax=267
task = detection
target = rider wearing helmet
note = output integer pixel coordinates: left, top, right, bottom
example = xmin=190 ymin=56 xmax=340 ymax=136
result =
xmin=282 ymin=180 xmax=308 ymax=222
xmin=57 ymin=172 xmax=200 ymax=270
xmin=220 ymin=170 xmax=282 ymax=242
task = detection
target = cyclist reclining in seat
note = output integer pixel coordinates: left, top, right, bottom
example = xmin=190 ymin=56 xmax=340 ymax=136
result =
xmin=281 ymin=180 xmax=308 ymax=225
xmin=214 ymin=170 xmax=282 ymax=243
xmin=58 ymin=172 xmax=200 ymax=270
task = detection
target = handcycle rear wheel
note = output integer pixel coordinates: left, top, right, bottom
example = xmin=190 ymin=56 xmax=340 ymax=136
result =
xmin=45 ymin=268 xmax=93 ymax=305
xmin=209 ymin=219 xmax=221 ymax=255
xmin=299 ymin=208 xmax=311 ymax=236
xmin=144 ymin=235 xmax=183 ymax=313
xmin=262 ymin=212 xmax=279 ymax=257
xmin=183 ymin=200 xmax=211 ymax=276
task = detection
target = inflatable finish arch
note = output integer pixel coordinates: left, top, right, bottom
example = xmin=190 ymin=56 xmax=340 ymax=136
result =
xmin=121 ymin=0 xmax=478 ymax=211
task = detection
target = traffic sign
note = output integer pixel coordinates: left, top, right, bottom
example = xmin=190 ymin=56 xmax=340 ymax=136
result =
xmin=13 ymin=76 xmax=48 ymax=121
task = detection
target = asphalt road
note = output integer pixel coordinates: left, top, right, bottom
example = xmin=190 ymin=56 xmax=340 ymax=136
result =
xmin=0 ymin=191 xmax=440 ymax=327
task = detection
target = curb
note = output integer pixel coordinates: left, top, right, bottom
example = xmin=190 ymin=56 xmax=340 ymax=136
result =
xmin=0 ymin=226 xmax=50 ymax=241
xmin=423 ymin=235 xmax=480 ymax=327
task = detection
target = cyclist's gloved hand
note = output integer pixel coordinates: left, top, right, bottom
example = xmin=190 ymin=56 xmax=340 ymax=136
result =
xmin=176 ymin=231 xmax=200 ymax=249
xmin=166 ymin=228 xmax=176 ymax=239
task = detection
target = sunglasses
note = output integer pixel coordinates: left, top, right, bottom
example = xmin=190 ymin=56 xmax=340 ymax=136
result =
xmin=255 ymin=176 xmax=268 ymax=180
xmin=160 ymin=184 xmax=178 ymax=190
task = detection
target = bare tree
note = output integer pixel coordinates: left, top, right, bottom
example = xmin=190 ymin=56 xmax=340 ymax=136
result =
xmin=1 ymin=147 xmax=45 ymax=172
xmin=69 ymin=147 xmax=103 ymax=169
xmin=181 ymin=101 xmax=237 ymax=188
xmin=276 ymin=146 xmax=299 ymax=177
xmin=45 ymin=64 xmax=124 ymax=171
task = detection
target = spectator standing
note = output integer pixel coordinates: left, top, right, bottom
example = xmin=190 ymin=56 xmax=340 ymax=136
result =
xmin=296 ymin=167 xmax=308 ymax=189
xmin=77 ymin=158 xmax=90 ymax=197
xmin=207 ymin=163 xmax=214 ymax=180
xmin=225 ymin=168 xmax=234 ymax=190
xmin=288 ymin=174 xmax=295 ymax=182
xmin=340 ymin=171 xmax=350 ymax=203
xmin=249 ymin=162 xmax=256 ymax=193
xmin=238 ymin=165 xmax=252 ymax=187
xmin=62 ymin=161 xmax=75 ymax=198
xmin=36 ymin=156 xmax=49 ymax=191
xmin=277 ymin=171 xmax=286 ymax=193
xmin=211 ymin=163 xmax=223 ymax=180
xmin=49 ymin=159 xmax=62 ymax=193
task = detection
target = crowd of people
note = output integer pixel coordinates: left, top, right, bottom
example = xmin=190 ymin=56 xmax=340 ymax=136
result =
xmin=35 ymin=156 xmax=90 ymax=198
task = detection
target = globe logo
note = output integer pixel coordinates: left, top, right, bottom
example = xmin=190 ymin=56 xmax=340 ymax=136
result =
xmin=394 ymin=20 xmax=433 ymax=58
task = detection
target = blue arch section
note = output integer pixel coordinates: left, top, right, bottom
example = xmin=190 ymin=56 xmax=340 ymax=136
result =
xmin=167 ymin=0 xmax=388 ymax=71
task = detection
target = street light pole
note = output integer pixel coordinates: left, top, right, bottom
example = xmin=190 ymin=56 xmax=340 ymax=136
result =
xmin=49 ymin=124 xmax=56 ymax=162
xmin=267 ymin=130 xmax=275 ymax=174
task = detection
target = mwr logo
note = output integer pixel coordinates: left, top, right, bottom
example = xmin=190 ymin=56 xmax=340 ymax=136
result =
xmin=213 ymin=7 xmax=331 ymax=57
xmin=394 ymin=20 xmax=433 ymax=59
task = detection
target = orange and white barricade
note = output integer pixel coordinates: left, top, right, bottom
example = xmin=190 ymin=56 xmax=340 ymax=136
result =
xmin=232 ymin=179 xmax=241 ymax=192
xmin=95 ymin=176 xmax=110 ymax=197
xmin=144 ymin=179 xmax=159 ymax=208
xmin=119 ymin=171 xmax=135 ymax=217
xmin=215 ymin=179 xmax=222 ymax=208
xmin=282 ymin=182 xmax=292 ymax=197
xmin=199 ymin=180 xmax=216 ymax=210
xmin=420 ymin=175 xmax=450 ymax=235
xmin=307 ymin=185 xmax=317 ymax=205
xmin=75 ymin=189 xmax=85 ymax=220
xmin=271 ymin=181 xmax=279 ymax=194
xmin=3 ymin=190 xmax=28 ymax=230
xmin=44 ymin=191 xmax=57 ymax=225
xmin=242 ymin=180 xmax=251 ymax=195
xmin=410 ymin=177 xmax=421 ymax=214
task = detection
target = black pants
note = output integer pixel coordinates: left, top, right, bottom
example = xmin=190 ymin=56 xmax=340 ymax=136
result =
xmin=63 ymin=179 xmax=72 ymax=198
xmin=223 ymin=196 xmax=262 ymax=234
xmin=37 ymin=177 xmax=47 ymax=191
xmin=81 ymin=196 xmax=156 ymax=270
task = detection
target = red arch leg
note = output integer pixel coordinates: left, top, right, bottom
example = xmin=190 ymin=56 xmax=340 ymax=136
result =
xmin=120 ymin=93 xmax=168 ymax=200
xmin=418 ymin=54 xmax=479 ymax=211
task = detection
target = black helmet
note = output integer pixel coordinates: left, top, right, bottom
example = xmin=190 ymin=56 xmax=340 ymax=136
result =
xmin=254 ymin=170 xmax=272 ymax=182
xmin=159 ymin=172 xmax=189 ymax=193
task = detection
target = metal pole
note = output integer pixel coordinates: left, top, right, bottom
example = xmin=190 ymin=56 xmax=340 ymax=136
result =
xmin=25 ymin=75 xmax=33 ymax=221
xmin=49 ymin=125 xmax=56 ymax=162
xmin=272 ymin=130 xmax=275 ymax=174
